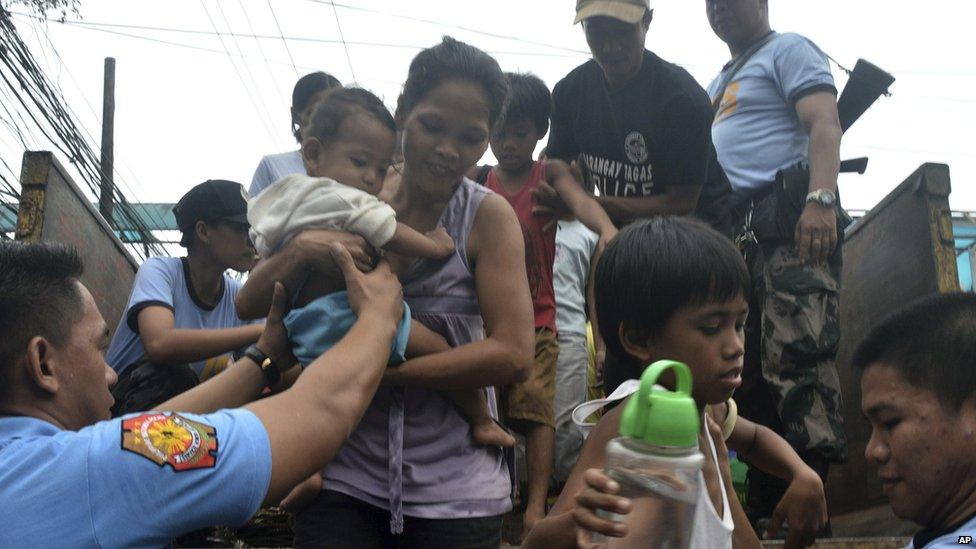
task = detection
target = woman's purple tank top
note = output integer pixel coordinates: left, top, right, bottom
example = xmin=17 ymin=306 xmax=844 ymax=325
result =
xmin=323 ymin=178 xmax=512 ymax=530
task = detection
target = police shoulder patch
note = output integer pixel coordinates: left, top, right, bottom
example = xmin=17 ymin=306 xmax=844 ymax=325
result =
xmin=120 ymin=412 xmax=218 ymax=471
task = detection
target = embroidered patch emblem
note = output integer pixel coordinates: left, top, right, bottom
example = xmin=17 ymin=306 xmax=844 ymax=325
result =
xmin=624 ymin=131 xmax=648 ymax=164
xmin=121 ymin=413 xmax=218 ymax=471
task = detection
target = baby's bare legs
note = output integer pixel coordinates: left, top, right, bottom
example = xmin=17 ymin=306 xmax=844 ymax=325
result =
xmin=451 ymin=388 xmax=516 ymax=447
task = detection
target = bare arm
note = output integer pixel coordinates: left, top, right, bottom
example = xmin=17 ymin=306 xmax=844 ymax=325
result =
xmin=236 ymin=229 xmax=375 ymax=319
xmin=794 ymin=90 xmax=843 ymax=265
xmin=523 ymin=405 xmax=623 ymax=548
xmin=595 ymin=183 xmax=702 ymax=225
xmin=727 ymin=415 xmax=827 ymax=546
xmin=383 ymin=222 xmax=455 ymax=260
xmin=246 ymin=246 xmax=404 ymax=505
xmin=383 ymin=194 xmax=534 ymax=390
xmin=136 ymin=306 xmax=262 ymax=366
xmin=157 ymin=285 xmax=301 ymax=414
xmin=546 ymin=159 xmax=617 ymax=238
xmin=404 ymin=319 xmax=451 ymax=359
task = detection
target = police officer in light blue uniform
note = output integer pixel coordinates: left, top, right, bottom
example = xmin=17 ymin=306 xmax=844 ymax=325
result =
xmin=0 ymin=240 xmax=402 ymax=547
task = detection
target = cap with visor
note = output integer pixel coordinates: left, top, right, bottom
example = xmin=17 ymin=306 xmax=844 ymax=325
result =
xmin=173 ymin=179 xmax=249 ymax=247
xmin=574 ymin=0 xmax=652 ymax=24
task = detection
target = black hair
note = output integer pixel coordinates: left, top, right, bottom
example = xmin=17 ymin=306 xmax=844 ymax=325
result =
xmin=0 ymin=242 xmax=85 ymax=398
xmin=595 ymin=216 xmax=749 ymax=364
xmin=853 ymin=292 xmax=976 ymax=412
xmin=497 ymin=72 xmax=551 ymax=136
xmin=305 ymin=87 xmax=396 ymax=147
xmin=292 ymin=71 xmax=342 ymax=142
xmin=399 ymin=36 xmax=509 ymax=130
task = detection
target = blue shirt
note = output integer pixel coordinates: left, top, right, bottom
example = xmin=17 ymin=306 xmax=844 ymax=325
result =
xmin=249 ymin=150 xmax=305 ymax=198
xmin=0 ymin=409 xmax=271 ymax=548
xmin=908 ymin=513 xmax=976 ymax=547
xmin=106 ymin=257 xmax=251 ymax=379
xmin=707 ymin=32 xmax=836 ymax=204
xmin=554 ymin=220 xmax=598 ymax=337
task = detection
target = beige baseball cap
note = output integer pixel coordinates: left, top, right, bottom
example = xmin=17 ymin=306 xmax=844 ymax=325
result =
xmin=574 ymin=0 xmax=652 ymax=24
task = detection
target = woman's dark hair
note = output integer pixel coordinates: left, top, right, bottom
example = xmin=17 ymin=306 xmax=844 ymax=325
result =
xmin=305 ymin=87 xmax=396 ymax=146
xmin=853 ymin=292 xmax=976 ymax=412
xmin=0 ymin=242 xmax=84 ymax=401
xmin=595 ymin=216 xmax=749 ymax=387
xmin=291 ymin=71 xmax=342 ymax=142
xmin=497 ymin=72 xmax=551 ymax=136
xmin=399 ymin=36 xmax=509 ymax=130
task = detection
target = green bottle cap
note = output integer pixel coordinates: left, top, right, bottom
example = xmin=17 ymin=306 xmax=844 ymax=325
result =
xmin=618 ymin=360 xmax=699 ymax=447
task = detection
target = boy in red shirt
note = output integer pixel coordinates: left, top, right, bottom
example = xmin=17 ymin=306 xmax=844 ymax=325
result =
xmin=474 ymin=72 xmax=617 ymax=537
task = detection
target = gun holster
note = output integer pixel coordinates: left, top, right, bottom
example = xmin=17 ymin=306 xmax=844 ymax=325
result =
xmin=745 ymin=164 xmax=852 ymax=246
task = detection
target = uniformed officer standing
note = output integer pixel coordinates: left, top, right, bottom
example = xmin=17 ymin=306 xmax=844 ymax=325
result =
xmin=0 ymin=240 xmax=400 ymax=547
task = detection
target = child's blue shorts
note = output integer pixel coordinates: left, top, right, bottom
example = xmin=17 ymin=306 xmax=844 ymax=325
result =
xmin=283 ymin=291 xmax=411 ymax=367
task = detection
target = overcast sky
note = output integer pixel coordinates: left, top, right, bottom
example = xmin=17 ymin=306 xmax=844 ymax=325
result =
xmin=1 ymin=0 xmax=973 ymax=214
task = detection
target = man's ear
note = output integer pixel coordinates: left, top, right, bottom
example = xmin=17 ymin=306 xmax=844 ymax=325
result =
xmin=619 ymin=322 xmax=654 ymax=362
xmin=24 ymin=336 xmax=59 ymax=395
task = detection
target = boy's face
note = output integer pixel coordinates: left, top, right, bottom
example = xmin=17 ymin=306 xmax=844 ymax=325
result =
xmin=861 ymin=363 xmax=976 ymax=529
xmin=304 ymin=110 xmax=395 ymax=197
xmin=489 ymin=118 xmax=542 ymax=173
xmin=628 ymin=296 xmax=747 ymax=406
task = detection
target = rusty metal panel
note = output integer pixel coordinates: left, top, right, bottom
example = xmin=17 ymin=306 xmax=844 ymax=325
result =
xmin=829 ymin=163 xmax=957 ymax=515
xmin=15 ymin=151 xmax=138 ymax=336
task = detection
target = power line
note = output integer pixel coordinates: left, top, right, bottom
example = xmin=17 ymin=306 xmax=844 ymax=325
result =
xmin=212 ymin=0 xmax=279 ymax=136
xmin=327 ymin=0 xmax=357 ymax=83
xmin=266 ymin=0 xmax=299 ymax=78
xmin=8 ymin=13 xmax=584 ymax=58
xmin=198 ymin=0 xmax=276 ymax=145
xmin=236 ymin=0 xmax=288 ymax=110
xmin=307 ymin=0 xmax=590 ymax=56
xmin=28 ymin=19 xmax=171 ymax=232
xmin=0 ymin=11 xmax=164 ymax=259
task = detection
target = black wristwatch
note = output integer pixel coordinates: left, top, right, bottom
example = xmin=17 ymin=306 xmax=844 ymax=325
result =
xmin=244 ymin=344 xmax=281 ymax=386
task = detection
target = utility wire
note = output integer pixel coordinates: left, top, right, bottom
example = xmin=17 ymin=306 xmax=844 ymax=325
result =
xmin=0 ymin=11 xmax=164 ymax=259
xmin=266 ymin=0 xmax=299 ymax=78
xmin=212 ymin=0 xmax=278 ymax=137
xmin=236 ymin=0 xmax=288 ymax=109
xmin=28 ymin=19 xmax=171 ymax=232
xmin=8 ymin=13 xmax=584 ymax=58
xmin=198 ymin=0 xmax=276 ymax=145
xmin=306 ymin=0 xmax=590 ymax=56
xmin=327 ymin=0 xmax=357 ymax=83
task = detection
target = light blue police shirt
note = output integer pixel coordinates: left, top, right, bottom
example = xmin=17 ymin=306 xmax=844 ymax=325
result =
xmin=0 ymin=409 xmax=271 ymax=548
xmin=106 ymin=257 xmax=251 ymax=380
xmin=707 ymin=32 xmax=836 ymax=205
xmin=248 ymin=150 xmax=305 ymax=198
xmin=907 ymin=513 xmax=976 ymax=548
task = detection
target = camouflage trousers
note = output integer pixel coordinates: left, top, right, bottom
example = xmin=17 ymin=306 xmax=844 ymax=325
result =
xmin=739 ymin=241 xmax=848 ymax=462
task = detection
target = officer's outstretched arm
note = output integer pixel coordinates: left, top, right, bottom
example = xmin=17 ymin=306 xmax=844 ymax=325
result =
xmin=245 ymin=244 xmax=402 ymax=505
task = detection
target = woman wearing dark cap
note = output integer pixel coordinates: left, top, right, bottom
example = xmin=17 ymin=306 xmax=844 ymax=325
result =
xmin=248 ymin=71 xmax=342 ymax=197
xmin=106 ymin=180 xmax=263 ymax=416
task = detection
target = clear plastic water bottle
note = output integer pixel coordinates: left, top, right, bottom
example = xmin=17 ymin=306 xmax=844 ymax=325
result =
xmin=593 ymin=360 xmax=704 ymax=548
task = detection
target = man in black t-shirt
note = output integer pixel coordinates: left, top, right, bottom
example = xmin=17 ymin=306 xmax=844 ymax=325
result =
xmin=545 ymin=0 xmax=731 ymax=238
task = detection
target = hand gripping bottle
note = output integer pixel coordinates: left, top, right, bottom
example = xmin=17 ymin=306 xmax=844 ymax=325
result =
xmin=594 ymin=360 xmax=704 ymax=548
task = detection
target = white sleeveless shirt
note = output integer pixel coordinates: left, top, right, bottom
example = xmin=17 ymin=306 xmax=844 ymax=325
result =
xmin=690 ymin=411 xmax=735 ymax=547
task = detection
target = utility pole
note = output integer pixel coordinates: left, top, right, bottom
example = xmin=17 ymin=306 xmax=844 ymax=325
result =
xmin=99 ymin=57 xmax=115 ymax=226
